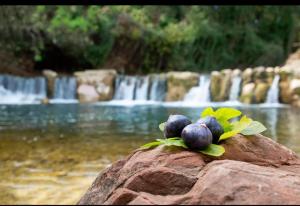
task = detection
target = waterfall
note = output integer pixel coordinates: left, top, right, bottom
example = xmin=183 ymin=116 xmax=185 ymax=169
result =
xmin=113 ymin=74 xmax=166 ymax=102
xmin=114 ymin=75 xmax=137 ymax=100
xmin=265 ymin=75 xmax=280 ymax=104
xmin=0 ymin=75 xmax=46 ymax=104
xmin=149 ymin=75 xmax=166 ymax=101
xmin=184 ymin=74 xmax=211 ymax=103
xmin=229 ymin=76 xmax=242 ymax=101
xmin=134 ymin=76 xmax=149 ymax=100
xmin=53 ymin=77 xmax=77 ymax=100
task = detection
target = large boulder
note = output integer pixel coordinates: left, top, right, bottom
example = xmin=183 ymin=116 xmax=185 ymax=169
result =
xmin=232 ymin=68 xmax=242 ymax=77
xmin=42 ymin=69 xmax=58 ymax=98
xmin=253 ymin=66 xmax=267 ymax=84
xmin=240 ymin=83 xmax=255 ymax=104
xmin=254 ymin=82 xmax=270 ymax=103
xmin=284 ymin=49 xmax=300 ymax=78
xmin=210 ymin=71 xmax=222 ymax=102
xmin=290 ymin=79 xmax=300 ymax=106
xmin=78 ymin=134 xmax=300 ymax=205
xmin=241 ymin=68 xmax=253 ymax=85
xmin=165 ymin=72 xmax=199 ymax=101
xmin=219 ymin=69 xmax=232 ymax=101
xmin=265 ymin=67 xmax=275 ymax=84
xmin=279 ymin=80 xmax=292 ymax=104
xmin=279 ymin=66 xmax=293 ymax=82
xmin=210 ymin=70 xmax=232 ymax=102
xmin=290 ymin=79 xmax=300 ymax=96
xmin=74 ymin=69 xmax=117 ymax=101
xmin=77 ymin=84 xmax=100 ymax=103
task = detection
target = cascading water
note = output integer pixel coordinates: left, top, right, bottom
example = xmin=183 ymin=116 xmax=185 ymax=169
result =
xmin=149 ymin=75 xmax=167 ymax=101
xmin=184 ymin=74 xmax=211 ymax=103
xmin=113 ymin=74 xmax=166 ymax=102
xmin=113 ymin=75 xmax=137 ymax=100
xmin=229 ymin=76 xmax=242 ymax=101
xmin=134 ymin=76 xmax=149 ymax=100
xmin=53 ymin=77 xmax=77 ymax=100
xmin=0 ymin=75 xmax=46 ymax=104
xmin=265 ymin=75 xmax=280 ymax=104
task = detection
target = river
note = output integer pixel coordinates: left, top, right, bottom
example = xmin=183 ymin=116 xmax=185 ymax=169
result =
xmin=0 ymin=104 xmax=300 ymax=204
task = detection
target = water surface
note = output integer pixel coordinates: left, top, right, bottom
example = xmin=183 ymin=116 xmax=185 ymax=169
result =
xmin=0 ymin=104 xmax=300 ymax=204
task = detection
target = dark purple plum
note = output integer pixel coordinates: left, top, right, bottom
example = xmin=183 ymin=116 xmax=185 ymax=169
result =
xmin=197 ymin=116 xmax=224 ymax=143
xmin=164 ymin=114 xmax=192 ymax=138
xmin=181 ymin=123 xmax=212 ymax=150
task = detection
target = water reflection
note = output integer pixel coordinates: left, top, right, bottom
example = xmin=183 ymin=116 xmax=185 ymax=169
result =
xmin=0 ymin=104 xmax=300 ymax=204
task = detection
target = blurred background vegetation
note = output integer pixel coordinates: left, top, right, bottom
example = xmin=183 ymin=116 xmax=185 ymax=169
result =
xmin=0 ymin=5 xmax=300 ymax=74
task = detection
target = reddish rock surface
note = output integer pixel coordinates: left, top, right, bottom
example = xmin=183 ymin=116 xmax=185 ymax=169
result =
xmin=77 ymin=134 xmax=300 ymax=205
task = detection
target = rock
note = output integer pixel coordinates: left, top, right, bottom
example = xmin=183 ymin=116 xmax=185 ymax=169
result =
xmin=210 ymin=71 xmax=222 ymax=102
xmin=42 ymin=69 xmax=58 ymax=98
xmin=254 ymin=82 xmax=270 ymax=103
xmin=77 ymin=84 xmax=100 ymax=103
xmin=240 ymin=83 xmax=255 ymax=104
xmin=41 ymin=98 xmax=49 ymax=104
xmin=285 ymin=48 xmax=300 ymax=65
xmin=242 ymin=68 xmax=253 ymax=85
xmin=290 ymin=79 xmax=300 ymax=96
xmin=210 ymin=70 xmax=232 ymax=102
xmin=253 ymin=66 xmax=267 ymax=83
xmin=279 ymin=81 xmax=292 ymax=104
xmin=232 ymin=69 xmax=241 ymax=77
xmin=284 ymin=50 xmax=300 ymax=78
xmin=74 ymin=69 xmax=117 ymax=101
xmin=219 ymin=69 xmax=232 ymax=101
xmin=95 ymin=83 xmax=113 ymax=101
xmin=274 ymin=66 xmax=280 ymax=74
xmin=290 ymin=79 xmax=300 ymax=106
xmin=78 ymin=134 xmax=300 ymax=205
xmin=279 ymin=66 xmax=293 ymax=82
xmin=292 ymin=94 xmax=300 ymax=107
xmin=266 ymin=67 xmax=275 ymax=84
xmin=289 ymin=61 xmax=300 ymax=79
xmin=165 ymin=72 xmax=199 ymax=101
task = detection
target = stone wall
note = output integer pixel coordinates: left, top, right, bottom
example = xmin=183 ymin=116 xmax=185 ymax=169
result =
xmin=39 ymin=48 xmax=300 ymax=106
xmin=165 ymin=71 xmax=199 ymax=101
xmin=74 ymin=69 xmax=117 ymax=103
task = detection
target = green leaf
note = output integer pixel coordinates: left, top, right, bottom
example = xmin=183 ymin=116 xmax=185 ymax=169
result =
xmin=140 ymin=141 xmax=162 ymax=149
xmin=215 ymin=108 xmax=242 ymax=120
xmin=216 ymin=118 xmax=233 ymax=133
xmin=219 ymin=115 xmax=253 ymax=141
xmin=219 ymin=130 xmax=239 ymax=141
xmin=201 ymin=107 xmax=216 ymax=118
xmin=201 ymin=107 xmax=242 ymax=133
xmin=156 ymin=138 xmax=188 ymax=149
xmin=159 ymin=122 xmax=166 ymax=132
xmin=231 ymin=115 xmax=253 ymax=131
xmin=199 ymin=144 xmax=225 ymax=157
xmin=241 ymin=121 xmax=267 ymax=135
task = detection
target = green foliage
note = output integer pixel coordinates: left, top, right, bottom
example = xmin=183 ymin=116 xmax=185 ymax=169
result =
xmin=241 ymin=121 xmax=267 ymax=136
xmin=198 ymin=144 xmax=225 ymax=157
xmin=201 ymin=107 xmax=241 ymax=132
xmin=159 ymin=122 xmax=166 ymax=132
xmin=1 ymin=6 xmax=300 ymax=71
xmin=200 ymin=107 xmax=267 ymax=141
xmin=141 ymin=107 xmax=267 ymax=157
xmin=141 ymin=137 xmax=225 ymax=157
xmin=219 ymin=115 xmax=253 ymax=141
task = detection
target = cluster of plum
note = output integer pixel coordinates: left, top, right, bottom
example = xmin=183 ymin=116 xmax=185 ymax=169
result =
xmin=164 ymin=114 xmax=224 ymax=150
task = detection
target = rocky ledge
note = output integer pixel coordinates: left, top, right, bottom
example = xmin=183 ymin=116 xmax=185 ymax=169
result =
xmin=78 ymin=134 xmax=300 ymax=205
